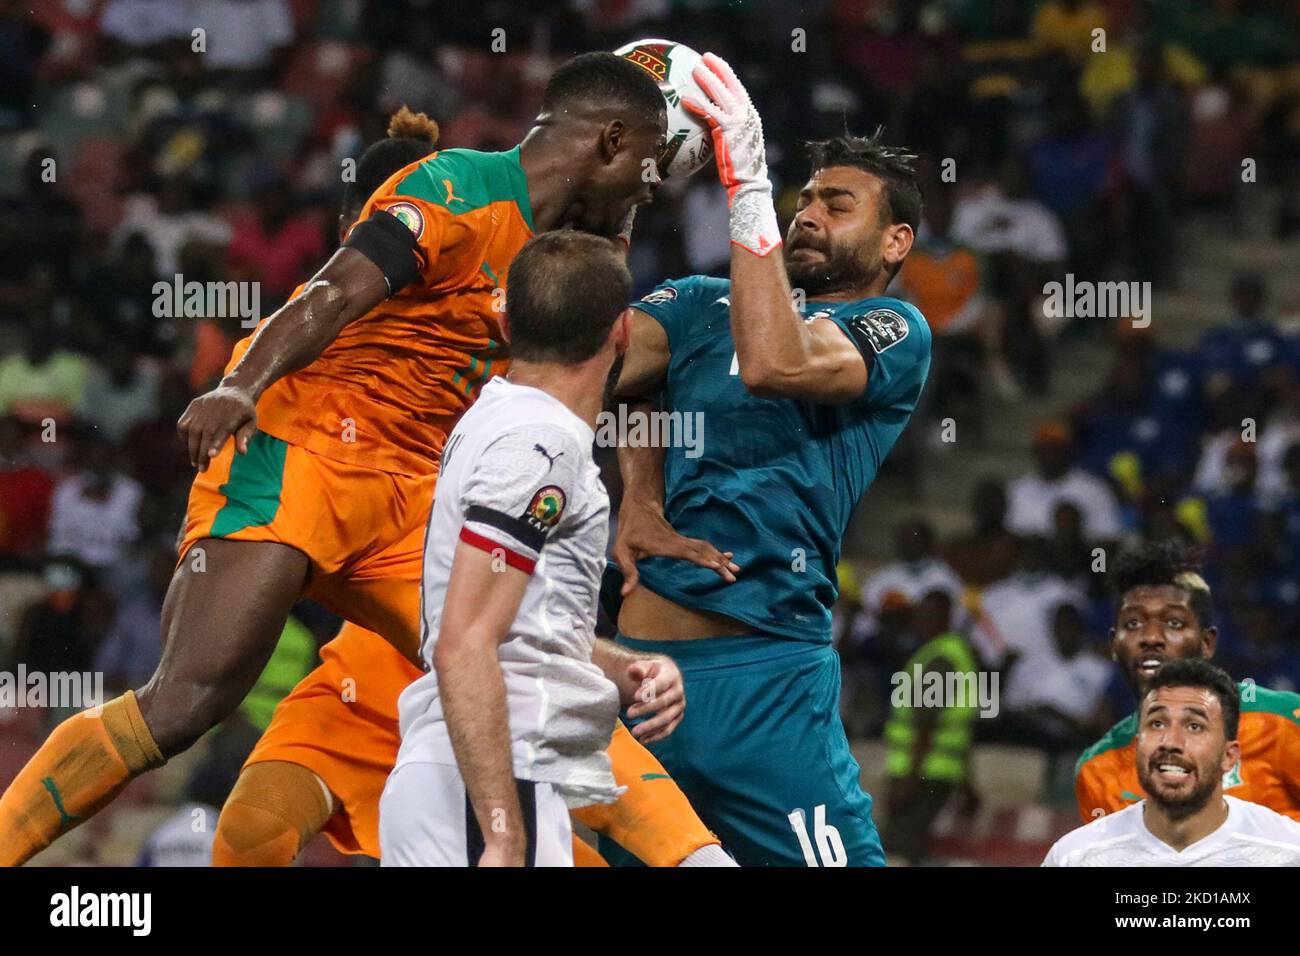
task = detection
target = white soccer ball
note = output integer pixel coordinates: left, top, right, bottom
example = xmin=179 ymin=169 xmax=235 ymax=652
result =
xmin=614 ymin=38 xmax=713 ymax=180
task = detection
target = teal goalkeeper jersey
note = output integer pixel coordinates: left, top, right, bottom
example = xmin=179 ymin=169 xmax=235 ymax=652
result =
xmin=630 ymin=275 xmax=931 ymax=643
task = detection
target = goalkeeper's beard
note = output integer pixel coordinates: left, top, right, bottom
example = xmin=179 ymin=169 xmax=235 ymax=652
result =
xmin=785 ymin=243 xmax=880 ymax=298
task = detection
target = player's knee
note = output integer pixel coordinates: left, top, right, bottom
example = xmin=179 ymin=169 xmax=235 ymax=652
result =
xmin=211 ymin=762 xmax=334 ymax=866
xmin=213 ymin=800 xmax=301 ymax=866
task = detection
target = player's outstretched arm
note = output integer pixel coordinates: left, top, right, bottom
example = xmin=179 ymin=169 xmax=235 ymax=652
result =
xmin=611 ymin=311 xmax=738 ymax=587
xmin=683 ymin=53 xmax=867 ymax=405
xmin=592 ymin=638 xmax=686 ymax=745
xmin=178 ymin=217 xmax=408 ymax=470
xmin=613 ymin=403 xmax=739 ymax=595
xmin=436 ymin=539 xmax=532 ymax=866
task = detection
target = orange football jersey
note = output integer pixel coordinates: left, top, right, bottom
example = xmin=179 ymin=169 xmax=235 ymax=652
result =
xmin=228 ymin=147 xmax=534 ymax=476
xmin=1075 ymin=682 xmax=1300 ymax=822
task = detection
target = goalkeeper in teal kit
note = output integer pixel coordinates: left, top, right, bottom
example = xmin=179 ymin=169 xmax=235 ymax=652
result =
xmin=603 ymin=54 xmax=931 ymax=867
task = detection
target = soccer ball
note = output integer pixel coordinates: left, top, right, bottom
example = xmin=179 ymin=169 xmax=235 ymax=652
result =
xmin=614 ymin=38 xmax=714 ymax=180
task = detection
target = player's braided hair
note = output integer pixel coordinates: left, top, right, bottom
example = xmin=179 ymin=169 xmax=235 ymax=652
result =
xmin=342 ymin=106 xmax=441 ymax=216
xmin=1145 ymin=657 xmax=1239 ymax=740
xmin=1111 ymin=540 xmax=1215 ymax=628
xmin=386 ymin=105 xmax=440 ymax=142
xmin=805 ymin=129 xmax=923 ymax=230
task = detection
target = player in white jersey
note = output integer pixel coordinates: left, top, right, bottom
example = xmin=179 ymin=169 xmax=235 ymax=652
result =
xmin=380 ymin=231 xmax=688 ymax=867
xmin=1045 ymin=658 xmax=1300 ymax=866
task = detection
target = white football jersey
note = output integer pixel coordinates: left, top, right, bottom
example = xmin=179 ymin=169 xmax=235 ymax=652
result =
xmin=1044 ymin=795 xmax=1300 ymax=866
xmin=394 ymin=377 xmax=622 ymax=807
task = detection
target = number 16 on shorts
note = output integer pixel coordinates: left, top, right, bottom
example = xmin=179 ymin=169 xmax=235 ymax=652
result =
xmin=788 ymin=804 xmax=847 ymax=867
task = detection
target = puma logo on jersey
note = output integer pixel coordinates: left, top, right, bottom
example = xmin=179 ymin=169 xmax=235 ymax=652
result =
xmin=533 ymin=443 xmax=564 ymax=472
xmin=443 ymin=179 xmax=466 ymax=205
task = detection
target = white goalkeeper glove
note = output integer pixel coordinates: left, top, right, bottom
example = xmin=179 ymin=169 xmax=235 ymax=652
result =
xmin=683 ymin=52 xmax=781 ymax=257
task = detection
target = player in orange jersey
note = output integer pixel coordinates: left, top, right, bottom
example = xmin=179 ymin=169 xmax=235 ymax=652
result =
xmin=1076 ymin=541 xmax=1300 ymax=823
xmin=0 ymin=53 xmax=731 ymax=866
xmin=214 ymin=113 xmax=731 ymax=868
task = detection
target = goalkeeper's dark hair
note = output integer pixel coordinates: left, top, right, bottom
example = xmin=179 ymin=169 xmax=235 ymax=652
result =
xmin=542 ymin=52 xmax=665 ymax=122
xmin=1145 ymin=657 xmax=1239 ymax=740
xmin=505 ymin=231 xmax=630 ymax=364
xmin=341 ymin=106 xmax=441 ymax=218
xmin=806 ymin=130 xmax=923 ymax=231
xmin=1111 ymin=540 xmax=1214 ymax=628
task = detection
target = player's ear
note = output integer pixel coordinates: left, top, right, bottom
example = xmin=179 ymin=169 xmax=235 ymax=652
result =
xmin=599 ymin=119 xmax=626 ymax=162
xmin=613 ymin=308 xmax=633 ymax=353
xmin=883 ymin=222 xmax=914 ymax=271
xmin=1222 ymin=736 xmax=1241 ymax=772
xmin=1201 ymin=626 xmax=1218 ymax=660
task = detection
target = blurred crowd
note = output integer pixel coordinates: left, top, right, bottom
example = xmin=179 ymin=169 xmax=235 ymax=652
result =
xmin=2 ymin=0 xmax=1300 ymax=863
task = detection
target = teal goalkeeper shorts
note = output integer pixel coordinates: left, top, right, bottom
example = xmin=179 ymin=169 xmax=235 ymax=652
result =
xmin=599 ymin=634 xmax=885 ymax=867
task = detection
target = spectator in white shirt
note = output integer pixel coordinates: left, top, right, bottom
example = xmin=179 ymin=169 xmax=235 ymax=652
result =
xmin=47 ymin=433 xmax=142 ymax=571
xmin=971 ymin=536 xmax=1088 ymax=668
xmin=81 ymin=343 xmax=161 ymax=444
xmin=114 ymin=176 xmax=232 ymax=277
xmin=191 ymin=0 xmax=294 ymax=73
xmin=951 ymin=154 xmax=1068 ymax=266
xmin=1002 ymin=601 xmax=1112 ymax=744
xmin=861 ymin=518 xmax=965 ymax=640
xmin=101 ymin=0 xmax=193 ymax=51
xmin=1008 ymin=419 xmax=1123 ymax=542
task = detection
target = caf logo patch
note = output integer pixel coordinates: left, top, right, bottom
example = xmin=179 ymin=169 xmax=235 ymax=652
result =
xmin=851 ymin=308 xmax=910 ymax=354
xmin=640 ymin=287 xmax=678 ymax=306
xmin=387 ymin=201 xmax=425 ymax=240
xmin=525 ymin=485 xmax=566 ymax=530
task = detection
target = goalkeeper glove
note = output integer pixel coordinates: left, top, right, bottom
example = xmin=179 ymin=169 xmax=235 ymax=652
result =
xmin=683 ymin=52 xmax=781 ymax=257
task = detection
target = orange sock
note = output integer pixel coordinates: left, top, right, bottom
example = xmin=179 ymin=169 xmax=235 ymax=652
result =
xmin=212 ymin=761 xmax=334 ymax=866
xmin=0 ymin=691 xmax=163 ymax=866
xmin=572 ymin=720 xmax=720 ymax=867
